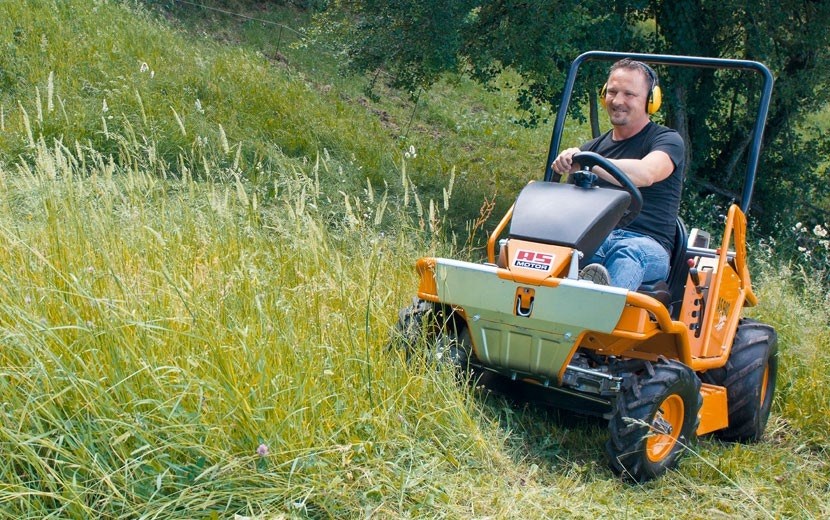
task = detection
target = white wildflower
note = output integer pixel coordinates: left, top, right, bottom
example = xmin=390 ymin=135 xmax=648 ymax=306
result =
xmin=102 ymin=99 xmax=108 ymax=113
xmin=813 ymin=224 xmax=828 ymax=238
xmin=195 ymin=98 xmax=204 ymax=114
xmin=140 ymin=62 xmax=149 ymax=73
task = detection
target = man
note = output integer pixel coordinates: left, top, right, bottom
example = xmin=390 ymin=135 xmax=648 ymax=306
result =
xmin=551 ymin=58 xmax=685 ymax=290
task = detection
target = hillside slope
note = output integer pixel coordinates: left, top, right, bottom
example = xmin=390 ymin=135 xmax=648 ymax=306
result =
xmin=0 ymin=1 xmax=827 ymax=518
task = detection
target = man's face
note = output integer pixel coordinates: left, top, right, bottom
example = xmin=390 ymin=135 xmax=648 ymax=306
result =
xmin=603 ymin=67 xmax=651 ymax=128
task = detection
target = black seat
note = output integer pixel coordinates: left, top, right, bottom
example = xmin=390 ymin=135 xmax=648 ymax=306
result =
xmin=637 ymin=217 xmax=688 ymax=317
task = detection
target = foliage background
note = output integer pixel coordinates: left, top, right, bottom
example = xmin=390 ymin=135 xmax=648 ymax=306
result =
xmin=318 ymin=0 xmax=830 ymax=261
xmin=0 ymin=0 xmax=827 ymax=517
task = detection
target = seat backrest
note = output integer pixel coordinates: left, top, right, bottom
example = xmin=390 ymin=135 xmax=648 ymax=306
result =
xmin=636 ymin=217 xmax=689 ymax=316
xmin=667 ymin=217 xmax=689 ymax=318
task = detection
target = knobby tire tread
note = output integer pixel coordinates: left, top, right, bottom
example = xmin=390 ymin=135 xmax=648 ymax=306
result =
xmin=606 ymin=359 xmax=702 ymax=482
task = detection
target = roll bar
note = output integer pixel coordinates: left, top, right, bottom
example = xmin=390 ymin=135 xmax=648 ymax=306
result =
xmin=543 ymin=51 xmax=774 ymax=213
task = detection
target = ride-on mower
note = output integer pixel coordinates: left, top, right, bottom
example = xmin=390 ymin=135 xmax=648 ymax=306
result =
xmin=394 ymin=52 xmax=779 ymax=481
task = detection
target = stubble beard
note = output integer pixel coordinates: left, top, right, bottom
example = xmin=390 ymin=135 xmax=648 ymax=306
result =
xmin=609 ymin=107 xmax=630 ymax=127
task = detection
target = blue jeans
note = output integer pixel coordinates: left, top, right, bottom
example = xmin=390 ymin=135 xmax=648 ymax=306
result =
xmin=586 ymin=230 xmax=670 ymax=290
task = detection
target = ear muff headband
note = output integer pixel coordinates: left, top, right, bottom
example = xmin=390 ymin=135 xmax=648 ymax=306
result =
xmin=600 ymin=61 xmax=662 ymax=114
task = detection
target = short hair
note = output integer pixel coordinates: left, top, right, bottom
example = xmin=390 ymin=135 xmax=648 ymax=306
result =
xmin=609 ymin=58 xmax=659 ymax=91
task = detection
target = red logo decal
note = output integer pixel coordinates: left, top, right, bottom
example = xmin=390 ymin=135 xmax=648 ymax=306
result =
xmin=513 ymin=250 xmax=554 ymax=271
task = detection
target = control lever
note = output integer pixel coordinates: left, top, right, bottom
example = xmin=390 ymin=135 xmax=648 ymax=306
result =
xmin=688 ymin=259 xmax=702 ymax=292
xmin=687 ymin=259 xmax=708 ymax=338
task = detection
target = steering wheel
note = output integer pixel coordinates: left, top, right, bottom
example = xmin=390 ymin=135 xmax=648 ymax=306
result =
xmin=572 ymin=151 xmax=643 ymax=228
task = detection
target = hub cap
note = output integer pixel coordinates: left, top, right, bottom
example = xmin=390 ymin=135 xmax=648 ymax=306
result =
xmin=646 ymin=394 xmax=685 ymax=463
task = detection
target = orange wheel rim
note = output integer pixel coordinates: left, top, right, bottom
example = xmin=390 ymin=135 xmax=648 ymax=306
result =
xmin=646 ymin=394 xmax=685 ymax=463
xmin=759 ymin=362 xmax=770 ymax=406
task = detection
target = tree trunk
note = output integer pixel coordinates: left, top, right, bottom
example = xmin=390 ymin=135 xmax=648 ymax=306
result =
xmin=723 ymin=132 xmax=752 ymax=186
xmin=589 ymin=90 xmax=600 ymax=138
xmin=672 ymin=84 xmax=692 ymax=181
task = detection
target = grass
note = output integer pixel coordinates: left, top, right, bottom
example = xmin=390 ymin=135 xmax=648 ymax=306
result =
xmin=2 ymin=128 xmax=828 ymax=518
xmin=0 ymin=139 xmax=459 ymax=517
xmin=0 ymin=0 xmax=827 ymax=518
xmin=140 ymin=0 xmax=562 ymax=233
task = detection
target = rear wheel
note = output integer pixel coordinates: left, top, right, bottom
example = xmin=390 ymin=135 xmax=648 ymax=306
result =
xmin=606 ymin=359 xmax=701 ymax=482
xmin=701 ymin=318 xmax=778 ymax=441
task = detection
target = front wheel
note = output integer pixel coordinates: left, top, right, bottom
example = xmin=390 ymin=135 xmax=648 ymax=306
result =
xmin=606 ymin=359 xmax=702 ymax=482
xmin=390 ymin=298 xmax=471 ymax=370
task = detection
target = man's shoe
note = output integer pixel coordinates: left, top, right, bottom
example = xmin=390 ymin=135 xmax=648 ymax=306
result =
xmin=579 ymin=263 xmax=611 ymax=285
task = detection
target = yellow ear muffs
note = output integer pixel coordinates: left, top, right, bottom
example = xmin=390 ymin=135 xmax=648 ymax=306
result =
xmin=642 ymin=62 xmax=662 ymax=114
xmin=600 ymin=62 xmax=662 ymax=114
xmin=647 ymin=84 xmax=662 ymax=114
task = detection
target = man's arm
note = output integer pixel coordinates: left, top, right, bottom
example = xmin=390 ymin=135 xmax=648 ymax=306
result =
xmin=552 ymin=148 xmax=675 ymax=187
xmin=600 ymin=150 xmax=675 ymax=187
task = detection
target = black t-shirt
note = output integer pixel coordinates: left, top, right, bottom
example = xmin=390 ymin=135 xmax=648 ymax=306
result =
xmin=580 ymin=122 xmax=685 ymax=253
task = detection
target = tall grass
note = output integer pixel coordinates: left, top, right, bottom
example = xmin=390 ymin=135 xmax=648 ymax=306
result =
xmin=0 ymin=129 xmax=828 ymax=519
xmin=751 ymin=258 xmax=830 ymax=447
xmin=0 ymin=0 xmax=555 ymax=244
xmin=138 ymin=0 xmax=563 ymax=234
xmin=0 ymin=0 xmax=827 ymax=518
xmin=0 ymin=135 xmax=481 ymax=517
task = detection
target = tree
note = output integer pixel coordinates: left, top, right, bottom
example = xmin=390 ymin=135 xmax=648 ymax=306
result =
xmin=318 ymin=0 xmax=830 ymax=232
xmin=656 ymin=0 xmax=830 ymax=227
xmin=320 ymin=0 xmax=479 ymax=93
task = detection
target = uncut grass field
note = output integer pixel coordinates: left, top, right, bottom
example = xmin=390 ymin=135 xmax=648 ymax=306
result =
xmin=0 ymin=1 xmax=828 ymax=518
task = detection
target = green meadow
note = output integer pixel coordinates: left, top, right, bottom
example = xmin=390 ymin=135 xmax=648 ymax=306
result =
xmin=0 ymin=1 xmax=827 ymax=517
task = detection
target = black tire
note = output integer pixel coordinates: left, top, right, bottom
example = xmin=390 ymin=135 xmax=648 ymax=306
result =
xmin=700 ymin=318 xmax=778 ymax=442
xmin=606 ymin=359 xmax=702 ymax=482
xmin=390 ymin=298 xmax=434 ymax=357
xmin=390 ymin=298 xmax=471 ymax=370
